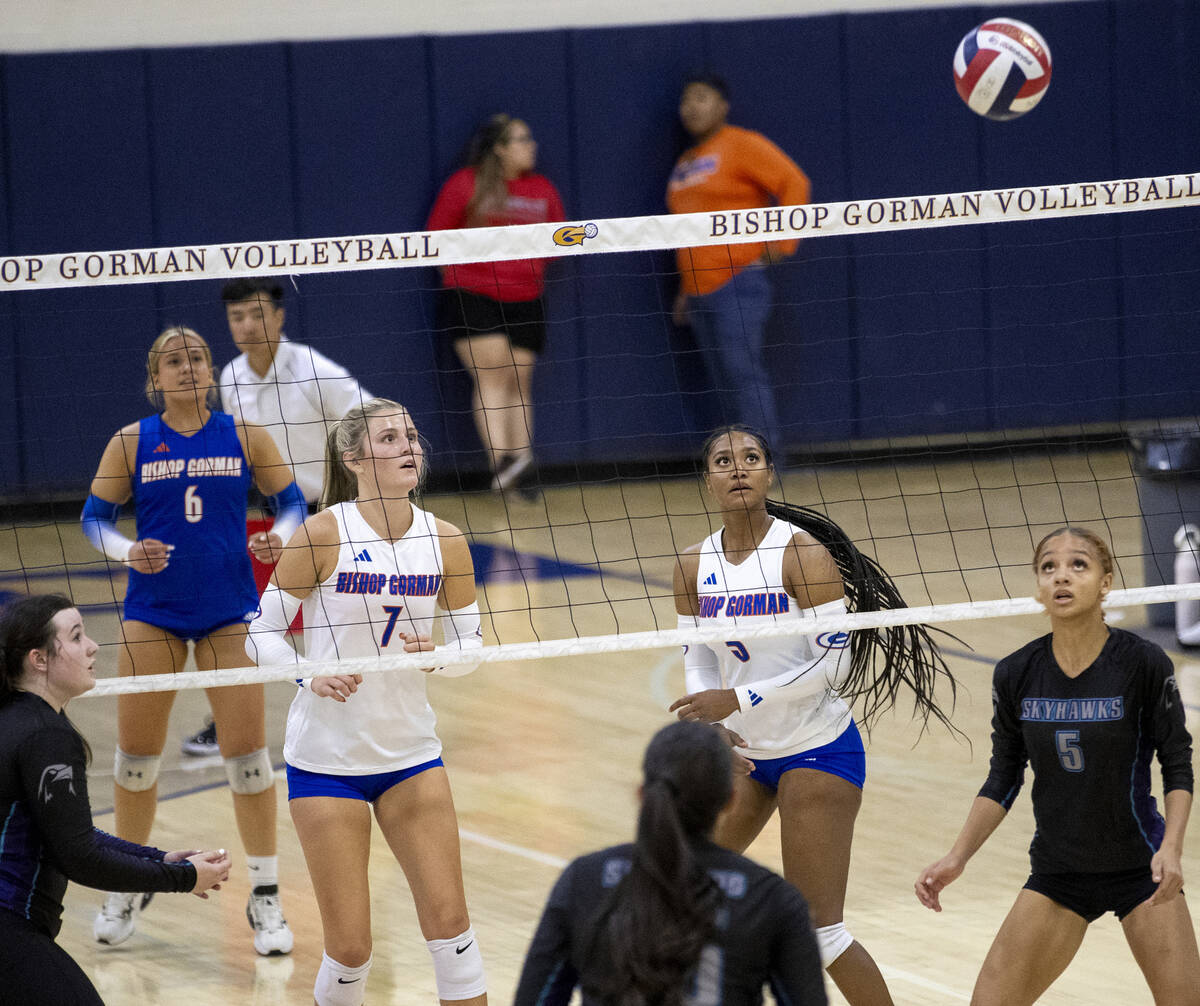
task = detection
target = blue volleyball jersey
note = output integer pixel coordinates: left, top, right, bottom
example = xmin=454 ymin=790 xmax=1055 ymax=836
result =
xmin=123 ymin=411 xmax=259 ymax=635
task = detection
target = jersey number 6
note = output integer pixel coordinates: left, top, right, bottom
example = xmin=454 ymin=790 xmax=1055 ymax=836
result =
xmin=184 ymin=484 xmax=203 ymax=524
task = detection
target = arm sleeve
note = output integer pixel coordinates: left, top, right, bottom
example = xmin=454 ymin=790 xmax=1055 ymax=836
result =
xmin=1148 ymin=648 xmax=1195 ymax=794
xmin=767 ymin=881 xmax=830 ymax=1006
xmin=679 ymin=615 xmax=721 ymax=693
xmin=430 ymin=601 xmax=484 ymax=677
xmin=513 ymin=864 xmax=580 ymax=1006
xmin=730 ymin=599 xmax=851 ymax=713
xmin=266 ymin=481 xmax=307 ymax=545
xmin=80 ymin=494 xmax=134 ymax=564
xmin=22 ymin=726 xmax=195 ymax=894
xmin=245 ymin=584 xmax=304 ymax=668
xmin=94 ymin=829 xmax=167 ymax=860
xmin=977 ymin=660 xmax=1028 ymax=809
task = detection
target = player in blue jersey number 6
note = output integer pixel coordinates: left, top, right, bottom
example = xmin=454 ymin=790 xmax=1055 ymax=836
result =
xmin=916 ymin=526 xmax=1200 ymax=1005
xmin=671 ymin=425 xmax=957 ymax=1006
xmin=81 ymin=326 xmax=305 ymax=956
xmin=245 ymin=398 xmax=487 ymax=1006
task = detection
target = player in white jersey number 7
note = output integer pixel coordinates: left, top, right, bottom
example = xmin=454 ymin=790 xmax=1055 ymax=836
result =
xmin=245 ymin=398 xmax=486 ymax=1006
xmin=671 ymin=425 xmax=959 ymax=1006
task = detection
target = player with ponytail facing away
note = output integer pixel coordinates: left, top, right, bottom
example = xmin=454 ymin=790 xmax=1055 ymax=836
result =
xmin=670 ymin=425 xmax=958 ymax=1006
xmin=246 ymin=398 xmax=486 ymax=1006
xmin=81 ymin=326 xmax=301 ymax=956
xmin=515 ymin=720 xmax=827 ymax=1005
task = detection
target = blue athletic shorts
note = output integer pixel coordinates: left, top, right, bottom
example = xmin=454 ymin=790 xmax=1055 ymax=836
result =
xmin=749 ymin=720 xmax=866 ymax=790
xmin=286 ymin=758 xmax=444 ymax=803
xmin=122 ymin=608 xmax=254 ymax=644
xmin=1024 ymin=866 xmax=1160 ymax=922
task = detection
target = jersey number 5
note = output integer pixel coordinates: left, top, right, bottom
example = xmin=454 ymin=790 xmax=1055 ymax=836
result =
xmin=1055 ymin=729 xmax=1085 ymax=772
xmin=725 ymin=641 xmax=750 ymax=662
xmin=184 ymin=484 xmax=203 ymax=524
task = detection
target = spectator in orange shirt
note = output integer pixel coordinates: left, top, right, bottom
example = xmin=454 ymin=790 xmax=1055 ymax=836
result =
xmin=667 ymin=75 xmax=811 ymax=451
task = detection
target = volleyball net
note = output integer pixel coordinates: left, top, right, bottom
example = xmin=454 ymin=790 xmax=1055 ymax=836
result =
xmin=2 ymin=171 xmax=1200 ymax=699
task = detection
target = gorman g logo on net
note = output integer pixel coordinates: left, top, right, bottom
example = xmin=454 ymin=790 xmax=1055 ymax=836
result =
xmin=552 ymin=223 xmax=599 ymax=247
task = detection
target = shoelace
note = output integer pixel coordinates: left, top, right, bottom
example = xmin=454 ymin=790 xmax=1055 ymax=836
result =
xmin=250 ymin=894 xmax=287 ymax=931
xmin=102 ymin=893 xmax=136 ymax=920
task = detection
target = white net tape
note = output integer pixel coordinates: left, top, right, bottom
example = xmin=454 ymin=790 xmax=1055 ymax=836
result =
xmin=83 ymin=582 xmax=1200 ymax=697
xmin=3 ymin=172 xmax=1197 ymax=291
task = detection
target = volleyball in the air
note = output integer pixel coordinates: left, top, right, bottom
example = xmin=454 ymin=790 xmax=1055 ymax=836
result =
xmin=953 ymin=18 xmax=1052 ymax=121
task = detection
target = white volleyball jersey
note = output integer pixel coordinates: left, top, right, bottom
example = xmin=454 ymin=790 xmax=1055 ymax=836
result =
xmin=696 ymin=517 xmax=853 ymax=758
xmin=283 ymin=502 xmax=446 ymax=774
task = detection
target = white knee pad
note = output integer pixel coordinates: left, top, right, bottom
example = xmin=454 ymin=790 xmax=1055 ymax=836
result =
xmin=225 ymin=747 xmax=275 ymax=795
xmin=113 ymin=749 xmax=161 ymax=793
xmin=427 ymin=927 xmax=486 ymax=1000
xmin=313 ymin=952 xmax=371 ymax=1006
xmin=815 ymin=922 xmax=854 ymax=968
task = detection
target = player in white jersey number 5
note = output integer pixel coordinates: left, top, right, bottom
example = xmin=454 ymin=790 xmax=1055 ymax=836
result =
xmin=671 ymin=425 xmax=958 ymax=1006
xmin=246 ymin=398 xmax=486 ymax=1006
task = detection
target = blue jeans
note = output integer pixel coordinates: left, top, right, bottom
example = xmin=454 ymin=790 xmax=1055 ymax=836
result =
xmin=686 ymin=265 xmax=780 ymax=447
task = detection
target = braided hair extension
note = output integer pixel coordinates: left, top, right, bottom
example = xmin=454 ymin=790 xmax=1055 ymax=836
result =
xmin=701 ymin=426 xmax=962 ymax=733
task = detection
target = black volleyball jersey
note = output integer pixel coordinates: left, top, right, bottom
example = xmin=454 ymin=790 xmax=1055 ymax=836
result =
xmin=0 ymin=692 xmax=195 ymax=937
xmin=979 ymin=628 xmax=1193 ymax=874
xmin=515 ymin=839 xmax=827 ymax=1006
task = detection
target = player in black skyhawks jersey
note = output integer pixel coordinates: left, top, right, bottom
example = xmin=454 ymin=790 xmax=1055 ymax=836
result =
xmin=515 ymin=720 xmax=828 ymax=1006
xmin=0 ymin=595 xmax=231 ymax=1006
xmin=916 ymin=527 xmax=1200 ymax=1005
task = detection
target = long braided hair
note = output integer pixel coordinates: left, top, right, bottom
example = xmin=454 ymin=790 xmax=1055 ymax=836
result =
xmin=701 ymin=425 xmax=960 ymax=732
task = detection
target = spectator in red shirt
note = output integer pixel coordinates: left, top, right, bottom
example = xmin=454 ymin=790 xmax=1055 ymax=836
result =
xmin=427 ymin=115 xmax=565 ymax=494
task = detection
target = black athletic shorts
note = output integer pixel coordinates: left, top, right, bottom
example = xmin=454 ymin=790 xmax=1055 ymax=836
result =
xmin=438 ymin=288 xmax=546 ymax=355
xmin=0 ymin=909 xmax=103 ymax=1005
xmin=1024 ymin=866 xmax=1161 ymax=922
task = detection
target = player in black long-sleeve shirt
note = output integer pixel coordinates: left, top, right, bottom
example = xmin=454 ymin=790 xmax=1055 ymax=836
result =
xmin=915 ymin=527 xmax=1200 ymax=1006
xmin=515 ymin=720 xmax=827 ymax=1006
xmin=0 ymin=594 xmax=231 ymax=1006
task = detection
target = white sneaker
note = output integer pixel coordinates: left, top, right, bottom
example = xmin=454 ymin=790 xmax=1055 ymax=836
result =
xmin=93 ymin=891 xmax=153 ymax=946
xmin=247 ymin=886 xmax=294 ymax=956
xmin=1175 ymin=523 xmax=1200 ymax=552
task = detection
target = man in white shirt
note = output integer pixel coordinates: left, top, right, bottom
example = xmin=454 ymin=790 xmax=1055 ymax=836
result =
xmin=182 ymin=278 xmax=372 ymax=756
xmin=219 ymin=278 xmax=372 ymax=502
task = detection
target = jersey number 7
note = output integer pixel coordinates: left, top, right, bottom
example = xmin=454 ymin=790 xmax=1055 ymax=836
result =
xmin=381 ymin=605 xmax=407 ymax=647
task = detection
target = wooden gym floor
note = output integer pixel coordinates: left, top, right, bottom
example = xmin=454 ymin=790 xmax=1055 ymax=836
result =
xmin=3 ymin=445 xmax=1197 ymax=1005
